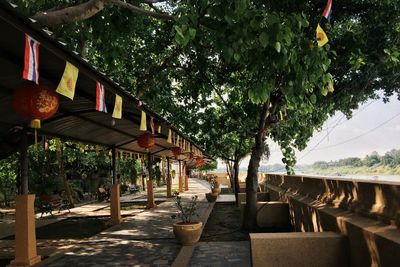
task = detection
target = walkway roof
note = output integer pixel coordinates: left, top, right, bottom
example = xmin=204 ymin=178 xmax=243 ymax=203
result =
xmin=0 ymin=1 xmax=211 ymax=164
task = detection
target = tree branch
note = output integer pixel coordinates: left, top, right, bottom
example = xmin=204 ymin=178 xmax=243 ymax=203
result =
xmin=32 ymin=0 xmax=173 ymax=27
xmin=110 ymin=0 xmax=173 ymax=20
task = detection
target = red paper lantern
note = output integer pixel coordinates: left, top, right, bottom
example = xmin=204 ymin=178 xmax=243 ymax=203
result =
xmin=195 ymin=156 xmax=204 ymax=167
xmin=171 ymin=147 xmax=181 ymax=158
xmin=137 ymin=133 xmax=155 ymax=149
xmin=12 ymin=83 xmax=59 ymax=127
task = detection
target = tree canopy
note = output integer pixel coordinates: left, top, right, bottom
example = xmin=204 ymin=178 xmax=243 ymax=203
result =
xmin=8 ymin=0 xmax=400 ymax=230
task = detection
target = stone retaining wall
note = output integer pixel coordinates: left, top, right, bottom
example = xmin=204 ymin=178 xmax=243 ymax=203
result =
xmin=264 ymin=174 xmax=400 ymax=267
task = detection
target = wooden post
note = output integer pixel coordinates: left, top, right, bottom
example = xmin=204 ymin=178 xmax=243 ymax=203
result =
xmin=184 ymin=161 xmax=189 ymax=191
xmin=10 ymin=131 xmax=41 ymax=266
xmin=166 ymin=157 xmax=172 ymax=198
xmin=178 ymin=160 xmax=183 ymax=193
xmin=20 ymin=132 xmax=28 ymax=195
xmin=146 ymin=153 xmax=156 ymax=208
xmin=110 ymin=146 xmax=121 ymax=224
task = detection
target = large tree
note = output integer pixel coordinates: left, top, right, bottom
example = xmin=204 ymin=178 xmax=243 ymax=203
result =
xmin=12 ymin=0 xmax=400 ymax=231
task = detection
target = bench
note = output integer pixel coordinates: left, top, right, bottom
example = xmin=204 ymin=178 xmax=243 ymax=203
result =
xmin=129 ymin=185 xmax=140 ymax=194
xmin=39 ymin=194 xmax=70 ymax=217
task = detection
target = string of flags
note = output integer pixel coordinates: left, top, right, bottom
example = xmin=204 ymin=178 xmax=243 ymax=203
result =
xmin=20 ymin=33 xmax=202 ymax=160
xmin=316 ymin=0 xmax=332 ymax=47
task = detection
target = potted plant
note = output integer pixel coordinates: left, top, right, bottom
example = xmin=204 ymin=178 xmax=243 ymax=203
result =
xmin=205 ymin=176 xmax=219 ymax=202
xmin=172 ymin=192 xmax=202 ymax=245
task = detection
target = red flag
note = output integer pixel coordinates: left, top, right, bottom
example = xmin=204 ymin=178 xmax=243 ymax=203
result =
xmin=150 ymin=117 xmax=155 ymax=134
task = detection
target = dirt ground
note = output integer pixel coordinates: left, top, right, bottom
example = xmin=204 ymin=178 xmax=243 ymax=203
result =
xmin=200 ymin=202 xmax=249 ymax=241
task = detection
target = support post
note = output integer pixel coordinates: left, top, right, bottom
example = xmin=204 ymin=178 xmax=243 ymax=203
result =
xmin=178 ymin=160 xmax=183 ymax=193
xmin=166 ymin=157 xmax=172 ymax=198
xmin=110 ymin=145 xmax=121 ymax=224
xmin=146 ymin=153 xmax=156 ymax=208
xmin=141 ymin=157 xmax=146 ymax=191
xmin=184 ymin=161 xmax=189 ymax=191
xmin=10 ymin=131 xmax=41 ymax=267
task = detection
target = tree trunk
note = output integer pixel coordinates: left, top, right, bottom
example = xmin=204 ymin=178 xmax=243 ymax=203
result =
xmin=233 ymin=157 xmax=240 ymax=206
xmin=56 ymin=141 xmax=74 ymax=207
xmin=242 ymin=102 xmax=270 ymax=232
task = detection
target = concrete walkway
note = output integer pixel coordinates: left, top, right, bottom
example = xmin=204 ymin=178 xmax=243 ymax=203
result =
xmin=36 ymin=178 xmax=212 ymax=267
xmin=2 ymin=179 xmax=252 ymax=267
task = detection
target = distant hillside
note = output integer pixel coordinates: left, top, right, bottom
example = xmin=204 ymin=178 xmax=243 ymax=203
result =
xmin=300 ymin=149 xmax=400 ymax=176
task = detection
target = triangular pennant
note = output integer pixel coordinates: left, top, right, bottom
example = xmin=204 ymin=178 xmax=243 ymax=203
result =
xmin=140 ymin=111 xmax=147 ymax=131
xmin=112 ymin=94 xmax=122 ymax=119
xmin=316 ymin=24 xmax=329 ymax=47
xmin=56 ymin=61 xmax=79 ymax=100
xmin=167 ymin=129 xmax=172 ymax=143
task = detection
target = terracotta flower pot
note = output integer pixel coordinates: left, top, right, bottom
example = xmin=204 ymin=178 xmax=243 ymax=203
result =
xmin=173 ymin=221 xmax=202 ymax=245
xmin=212 ymin=187 xmax=221 ymax=195
xmin=205 ymin=192 xmax=218 ymax=202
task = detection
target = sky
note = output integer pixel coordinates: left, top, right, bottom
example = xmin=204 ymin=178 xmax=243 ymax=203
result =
xmin=219 ymin=93 xmax=400 ymax=169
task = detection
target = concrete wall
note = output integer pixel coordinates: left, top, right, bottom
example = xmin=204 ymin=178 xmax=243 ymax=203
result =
xmin=250 ymin=232 xmax=349 ymax=267
xmin=264 ymin=174 xmax=400 ymax=267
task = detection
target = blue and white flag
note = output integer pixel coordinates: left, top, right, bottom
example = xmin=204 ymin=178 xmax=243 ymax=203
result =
xmin=22 ymin=34 xmax=40 ymax=84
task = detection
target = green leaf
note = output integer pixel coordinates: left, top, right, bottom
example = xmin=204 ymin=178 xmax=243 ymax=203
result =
xmin=234 ymin=53 xmax=241 ymax=62
xmin=310 ymin=94 xmax=317 ymax=104
xmin=189 ymin=28 xmax=197 ymax=39
xmin=275 ymin=42 xmax=281 ymax=53
xmin=259 ymin=32 xmax=269 ymax=48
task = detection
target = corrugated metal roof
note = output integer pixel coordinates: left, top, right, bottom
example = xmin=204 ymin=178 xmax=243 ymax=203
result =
xmin=0 ymin=1 xmax=212 ymax=163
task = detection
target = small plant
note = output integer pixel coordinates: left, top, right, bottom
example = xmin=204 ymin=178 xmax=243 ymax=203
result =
xmin=207 ymin=175 xmax=218 ymax=191
xmin=172 ymin=191 xmax=198 ymax=223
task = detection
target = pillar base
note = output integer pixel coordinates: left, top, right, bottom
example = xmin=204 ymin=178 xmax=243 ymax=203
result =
xmin=9 ymin=256 xmax=41 ymax=267
xmin=110 ymin=184 xmax=122 ymax=224
xmin=10 ymin=195 xmax=41 ymax=267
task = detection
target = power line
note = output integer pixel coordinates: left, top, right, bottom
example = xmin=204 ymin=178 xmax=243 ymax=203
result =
xmin=268 ymin=110 xmax=400 ymax=172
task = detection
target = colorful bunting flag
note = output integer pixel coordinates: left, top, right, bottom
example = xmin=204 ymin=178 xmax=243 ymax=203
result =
xmin=56 ymin=61 xmax=79 ymax=100
xmin=167 ymin=129 xmax=172 ymax=143
xmin=322 ymin=0 xmax=332 ymax=22
xmin=112 ymin=94 xmax=122 ymax=119
xmin=150 ymin=116 xmax=155 ymax=134
xmin=316 ymin=24 xmax=329 ymax=47
xmin=22 ymin=34 xmax=40 ymax=84
xmin=140 ymin=111 xmax=147 ymax=131
xmin=96 ymin=81 xmax=107 ymax=112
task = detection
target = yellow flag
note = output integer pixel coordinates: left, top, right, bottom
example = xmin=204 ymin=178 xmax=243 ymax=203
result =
xmin=140 ymin=111 xmax=147 ymax=131
xmin=316 ymin=24 xmax=328 ymax=47
xmin=157 ymin=125 xmax=161 ymax=133
xmin=112 ymin=94 xmax=122 ymax=119
xmin=176 ymin=135 xmax=180 ymax=147
xmin=56 ymin=61 xmax=79 ymax=100
xmin=167 ymin=129 xmax=172 ymax=143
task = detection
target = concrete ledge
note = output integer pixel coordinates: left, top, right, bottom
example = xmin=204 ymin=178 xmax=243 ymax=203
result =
xmin=265 ymin=174 xmax=400 ymax=267
xmin=256 ymin=202 xmax=291 ymax=229
xmin=237 ymin=192 xmax=270 ymax=207
xmin=250 ymin=232 xmax=349 ymax=267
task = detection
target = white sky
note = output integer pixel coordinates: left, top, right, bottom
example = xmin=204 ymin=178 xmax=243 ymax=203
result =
xmin=219 ymin=94 xmax=400 ymax=168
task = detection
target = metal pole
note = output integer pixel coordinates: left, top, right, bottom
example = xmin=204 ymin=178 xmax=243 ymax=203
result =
xmin=167 ymin=157 xmax=171 ymax=197
xmin=111 ymin=145 xmax=116 ymax=184
xmin=19 ymin=130 xmax=28 ymax=195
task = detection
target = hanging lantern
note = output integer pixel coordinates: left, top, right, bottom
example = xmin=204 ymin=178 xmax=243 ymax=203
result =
xmin=171 ymin=147 xmax=181 ymax=158
xmin=13 ymin=83 xmax=59 ymax=126
xmin=137 ymin=132 xmax=155 ymax=149
xmin=195 ymin=156 xmax=204 ymax=167
xmin=13 ymin=83 xmax=59 ymax=145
